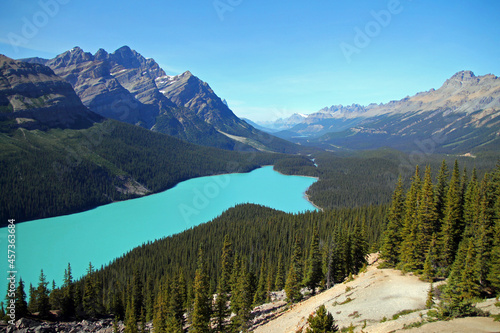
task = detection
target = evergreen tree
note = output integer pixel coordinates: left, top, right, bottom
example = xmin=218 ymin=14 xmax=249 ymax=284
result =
xmin=253 ymin=254 xmax=268 ymax=305
xmin=165 ymin=313 xmax=183 ymax=333
xmin=265 ymin=261 xmax=275 ymax=302
xmin=350 ymin=222 xmax=368 ymax=273
xmin=439 ymin=160 xmax=464 ymax=270
xmin=36 ymin=269 xmax=51 ymax=319
xmin=305 ymin=305 xmax=339 ymax=333
xmin=304 ymin=225 xmax=322 ymax=295
xmin=230 ymin=253 xmax=242 ymax=314
xmin=61 ymin=263 xmax=75 ymax=318
xmin=83 ymin=262 xmax=102 ymax=317
xmin=400 ymin=166 xmax=421 ymax=271
xmin=321 ymin=241 xmax=333 ymax=289
xmin=463 ymin=169 xmax=480 ymax=232
xmin=144 ymin=277 xmax=155 ymax=322
xmin=435 ymin=160 xmax=449 ymax=223
xmin=274 ymin=253 xmax=285 ymax=291
xmin=49 ymin=280 xmax=63 ymax=312
xmin=488 ymin=166 xmax=500 ymax=294
xmin=153 ymin=285 xmax=168 ymax=333
xmin=28 ymin=283 xmax=36 ymax=314
xmin=132 ymin=267 xmax=144 ymax=319
xmin=285 ymin=236 xmax=303 ymax=303
xmin=124 ymin=300 xmax=139 ymax=333
xmin=15 ymin=278 xmax=29 ymax=319
xmin=231 ymin=259 xmax=253 ymax=333
xmin=110 ymin=283 xmax=125 ymax=321
xmin=441 ymin=238 xmax=480 ymax=317
xmin=170 ymin=271 xmax=186 ymax=328
xmin=415 ymin=165 xmax=438 ymax=264
xmin=191 ymin=247 xmax=211 ymax=333
xmin=422 ymin=233 xmax=438 ymax=281
xmin=380 ymin=176 xmax=405 ymax=266
xmin=285 ymin=261 xmax=302 ymax=303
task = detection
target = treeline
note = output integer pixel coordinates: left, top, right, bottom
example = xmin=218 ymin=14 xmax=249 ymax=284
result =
xmin=0 ymin=120 xmax=286 ymax=226
xmin=380 ymin=160 xmax=500 ymax=317
xmin=4 ymin=203 xmax=386 ymax=331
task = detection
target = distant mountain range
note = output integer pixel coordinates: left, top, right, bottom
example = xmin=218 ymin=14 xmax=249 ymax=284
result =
xmin=255 ymin=71 xmax=500 ymax=153
xmin=22 ymin=46 xmax=300 ymax=153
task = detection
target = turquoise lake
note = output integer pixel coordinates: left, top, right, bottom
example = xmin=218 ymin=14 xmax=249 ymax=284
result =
xmin=0 ymin=166 xmax=317 ymax=288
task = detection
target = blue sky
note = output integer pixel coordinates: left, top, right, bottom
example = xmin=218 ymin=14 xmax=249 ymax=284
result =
xmin=1 ymin=0 xmax=499 ymax=121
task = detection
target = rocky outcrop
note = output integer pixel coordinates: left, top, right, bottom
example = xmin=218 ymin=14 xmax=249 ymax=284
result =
xmin=5 ymin=318 xmax=131 ymax=333
xmin=0 ymin=55 xmax=102 ymax=130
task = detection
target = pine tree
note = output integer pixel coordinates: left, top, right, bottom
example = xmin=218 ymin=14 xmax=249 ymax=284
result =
xmin=439 ymin=160 xmax=464 ymax=270
xmin=422 ymin=233 xmax=438 ymax=281
xmin=265 ymin=261 xmax=275 ymax=302
xmin=285 ymin=262 xmax=302 ymax=303
xmin=170 ymin=271 xmax=186 ymax=328
xmin=231 ymin=259 xmax=253 ymax=332
xmin=49 ymin=280 xmax=63 ymax=312
xmin=305 ymin=305 xmax=339 ymax=333
xmin=191 ymin=247 xmax=211 ymax=333
xmin=291 ymin=235 xmax=303 ymax=284
xmin=125 ymin=300 xmax=139 ymax=333
xmin=435 ymin=160 xmax=449 ymax=223
xmin=36 ymin=269 xmax=51 ymax=319
xmin=488 ymin=165 xmax=500 ymax=294
xmin=111 ymin=284 xmax=125 ymax=321
xmin=165 ymin=313 xmax=183 ymax=333
xmin=15 ymin=278 xmax=29 ymax=319
xmin=322 ymin=241 xmax=333 ymax=289
xmin=132 ymin=267 xmax=143 ymax=319
xmin=304 ymin=225 xmax=323 ymax=295
xmin=28 ymin=283 xmax=36 ymax=314
xmin=230 ymin=253 xmax=242 ymax=314
xmin=350 ymin=222 xmax=368 ymax=273
xmin=144 ymin=277 xmax=155 ymax=322
xmin=285 ymin=236 xmax=303 ymax=303
xmin=274 ymin=253 xmax=285 ymax=291
xmin=400 ymin=166 xmax=421 ymax=271
xmin=441 ymin=238 xmax=480 ymax=317
xmin=83 ymin=262 xmax=102 ymax=317
xmin=463 ymin=169 xmax=480 ymax=233
xmin=253 ymin=254 xmax=268 ymax=305
xmin=415 ymin=165 xmax=438 ymax=264
xmin=153 ymin=285 xmax=168 ymax=333
xmin=61 ymin=263 xmax=75 ymax=318
xmin=380 ymin=176 xmax=405 ymax=266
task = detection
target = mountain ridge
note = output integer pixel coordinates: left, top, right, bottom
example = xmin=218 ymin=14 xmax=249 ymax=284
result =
xmin=256 ymin=70 xmax=500 ymax=152
xmin=22 ymin=46 xmax=302 ymax=153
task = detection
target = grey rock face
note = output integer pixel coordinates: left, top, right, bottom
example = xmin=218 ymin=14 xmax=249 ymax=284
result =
xmin=0 ymin=55 xmax=102 ymax=130
xmin=22 ymin=46 xmax=272 ymax=151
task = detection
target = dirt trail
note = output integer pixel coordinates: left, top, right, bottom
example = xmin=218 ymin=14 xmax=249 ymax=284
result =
xmin=254 ymin=254 xmax=500 ymax=333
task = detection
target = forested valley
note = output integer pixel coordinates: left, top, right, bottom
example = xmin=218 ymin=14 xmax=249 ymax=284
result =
xmin=6 ymin=158 xmax=500 ymax=331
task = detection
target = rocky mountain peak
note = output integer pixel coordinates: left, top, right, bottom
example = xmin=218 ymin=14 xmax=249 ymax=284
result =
xmin=109 ymin=45 xmax=146 ymax=69
xmin=94 ymin=48 xmax=109 ymax=61
xmin=51 ymin=47 xmax=94 ymax=69
xmin=442 ymin=70 xmax=480 ymax=88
